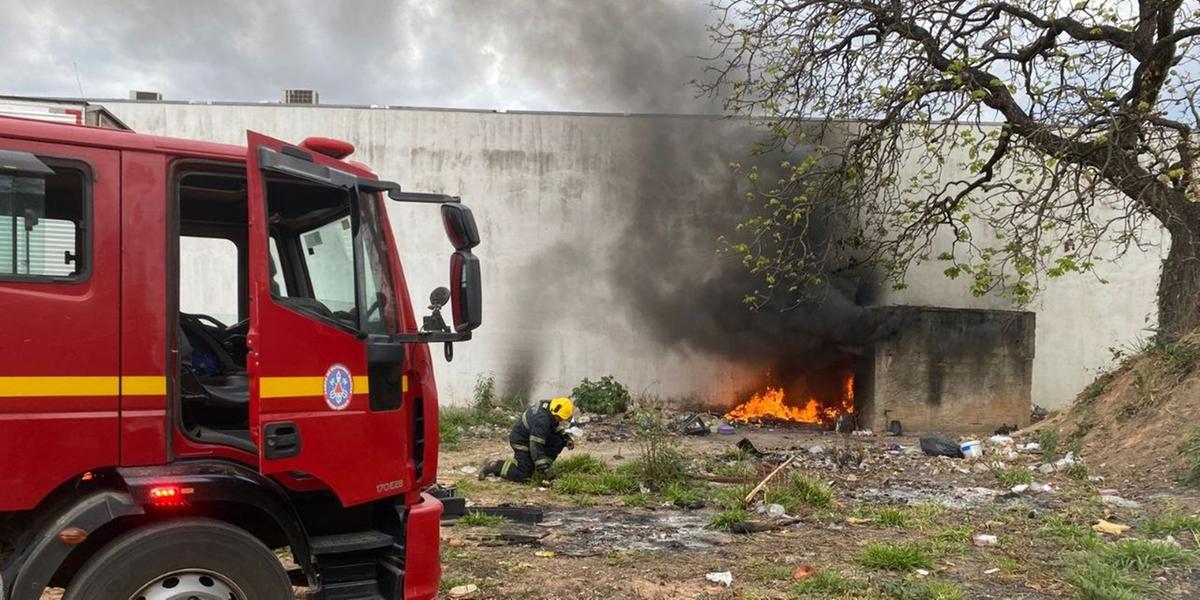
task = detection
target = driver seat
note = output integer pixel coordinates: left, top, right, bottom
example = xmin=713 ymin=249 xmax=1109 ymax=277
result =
xmin=179 ymin=315 xmax=250 ymax=412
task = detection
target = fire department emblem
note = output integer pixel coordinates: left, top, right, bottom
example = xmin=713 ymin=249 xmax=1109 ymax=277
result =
xmin=323 ymin=364 xmax=353 ymax=411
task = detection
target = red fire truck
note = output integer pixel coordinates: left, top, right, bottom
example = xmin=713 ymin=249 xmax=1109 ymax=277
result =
xmin=0 ymin=115 xmax=482 ymax=599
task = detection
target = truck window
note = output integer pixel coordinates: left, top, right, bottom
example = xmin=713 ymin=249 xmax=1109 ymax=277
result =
xmin=266 ymin=180 xmax=396 ymax=334
xmin=179 ymin=236 xmax=239 ymax=325
xmin=0 ymin=166 xmax=86 ymax=280
xmin=299 ymin=216 xmax=355 ymax=314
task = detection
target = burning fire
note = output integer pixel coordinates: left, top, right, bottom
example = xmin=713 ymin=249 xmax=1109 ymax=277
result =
xmin=725 ymin=375 xmax=855 ymax=426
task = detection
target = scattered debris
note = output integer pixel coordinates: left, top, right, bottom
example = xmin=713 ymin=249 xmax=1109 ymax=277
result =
xmin=792 ymin=566 xmax=816 ymax=581
xmin=1030 ymin=404 xmax=1049 ymax=423
xmin=680 ymin=413 xmax=710 ymax=436
xmin=994 ymin=424 xmax=1018 ymax=435
xmin=756 ymin=503 xmax=786 ymax=519
xmin=983 ymin=568 xmax=1000 ymax=575
xmin=920 ymin=433 xmax=964 ymax=458
xmin=1010 ymin=484 xmax=1029 ymax=495
xmin=730 ymin=517 xmax=803 ymax=534
xmin=987 ymin=435 xmax=1014 ymax=447
xmin=915 ymin=569 xmax=931 ymax=577
xmin=1100 ymin=495 xmax=1142 ymax=510
xmin=1093 ymin=519 xmax=1130 ymax=536
xmin=460 ymin=465 xmax=478 ymax=475
xmin=743 ymin=456 xmax=797 ymax=506
xmin=705 ymin=571 xmax=733 ymax=587
xmin=535 ymin=550 xmax=556 ymax=558
xmin=1018 ymin=442 xmax=1040 ymax=452
xmin=960 ymin=440 xmax=982 ymax=459
xmin=888 ymin=420 xmax=903 ymax=436
xmin=972 ymin=534 xmax=998 ymax=546
xmin=808 ymin=445 xmax=825 ymax=455
xmin=737 ymin=437 xmax=764 ymax=457
xmin=851 ymin=429 xmax=874 ymax=437
xmin=449 ymin=584 xmax=479 ymax=598
xmin=846 ymin=516 xmax=871 ymax=525
xmin=835 ymin=414 xmax=856 ymax=433
xmin=717 ymin=424 xmax=736 ymax=435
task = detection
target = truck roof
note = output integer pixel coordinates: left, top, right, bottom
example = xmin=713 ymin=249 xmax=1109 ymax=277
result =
xmin=0 ymin=114 xmax=245 ymax=161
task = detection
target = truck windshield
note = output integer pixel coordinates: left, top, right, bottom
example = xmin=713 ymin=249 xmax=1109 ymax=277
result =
xmin=266 ymin=180 xmax=396 ymax=334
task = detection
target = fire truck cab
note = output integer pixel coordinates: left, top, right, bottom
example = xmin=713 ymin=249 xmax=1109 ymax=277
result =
xmin=0 ymin=116 xmax=481 ymax=599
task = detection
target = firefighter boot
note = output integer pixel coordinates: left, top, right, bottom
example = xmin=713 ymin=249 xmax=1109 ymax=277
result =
xmin=479 ymin=460 xmax=504 ymax=480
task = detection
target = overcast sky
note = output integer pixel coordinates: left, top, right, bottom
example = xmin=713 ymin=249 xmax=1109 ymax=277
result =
xmin=1 ymin=0 xmax=720 ymax=113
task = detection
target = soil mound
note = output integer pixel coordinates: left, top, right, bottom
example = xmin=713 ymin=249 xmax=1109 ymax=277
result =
xmin=1036 ymin=332 xmax=1200 ymax=492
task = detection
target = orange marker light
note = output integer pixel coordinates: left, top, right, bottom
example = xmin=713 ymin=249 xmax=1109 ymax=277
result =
xmin=57 ymin=527 xmax=88 ymax=545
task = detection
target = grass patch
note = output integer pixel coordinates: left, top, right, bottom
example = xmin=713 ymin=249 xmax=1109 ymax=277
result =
xmin=621 ymin=493 xmax=649 ymax=507
xmin=874 ymin=506 xmax=915 ymax=529
xmin=456 ymin=512 xmax=507 ymax=528
xmin=1038 ymin=515 xmax=1102 ymax=551
xmin=663 ymin=481 xmax=710 ymax=507
xmin=790 ymin=570 xmax=860 ymax=597
xmin=1065 ymin=559 xmax=1153 ymax=600
xmin=1181 ymin=427 xmax=1200 ymax=488
xmin=993 ymin=467 xmax=1035 ymax=488
xmin=739 ymin=557 xmax=794 ymax=583
xmin=925 ymin=526 xmax=972 ymax=556
xmin=1094 ymin=539 xmax=1196 ymax=571
xmin=764 ymin=472 xmax=832 ymax=513
xmin=877 ymin=577 xmax=965 ymax=600
xmin=857 ymin=542 xmax=933 ymax=572
xmin=1139 ymin=506 xmax=1200 ymax=537
xmin=709 ymin=507 xmax=750 ymax=531
xmin=1040 ymin=429 xmax=1060 ymax=463
xmin=1064 ymin=463 xmax=1091 ymax=481
xmin=555 ymin=453 xmax=608 ymax=476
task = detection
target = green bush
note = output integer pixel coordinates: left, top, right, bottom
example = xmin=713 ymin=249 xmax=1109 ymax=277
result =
xmin=571 ymin=376 xmax=631 ymax=414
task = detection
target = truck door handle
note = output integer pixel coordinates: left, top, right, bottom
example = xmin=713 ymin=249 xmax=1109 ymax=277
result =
xmin=263 ymin=422 xmax=301 ymax=459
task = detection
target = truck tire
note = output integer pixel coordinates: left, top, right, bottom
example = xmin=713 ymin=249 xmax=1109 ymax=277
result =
xmin=63 ymin=517 xmax=293 ymax=600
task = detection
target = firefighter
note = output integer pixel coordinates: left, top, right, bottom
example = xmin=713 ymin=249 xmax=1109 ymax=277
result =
xmin=479 ymin=397 xmax=574 ymax=483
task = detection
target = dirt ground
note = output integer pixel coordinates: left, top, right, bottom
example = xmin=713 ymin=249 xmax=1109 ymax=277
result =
xmin=434 ymin=419 xmax=1200 ymax=600
xmin=33 ymin=415 xmax=1200 ymax=600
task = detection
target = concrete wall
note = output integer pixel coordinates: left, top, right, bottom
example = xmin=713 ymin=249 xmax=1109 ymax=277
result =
xmin=858 ymin=307 xmax=1035 ymax=434
xmin=99 ymin=100 xmax=1164 ymax=410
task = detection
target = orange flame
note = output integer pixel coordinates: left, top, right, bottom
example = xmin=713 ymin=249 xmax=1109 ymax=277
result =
xmin=725 ymin=375 xmax=855 ymax=425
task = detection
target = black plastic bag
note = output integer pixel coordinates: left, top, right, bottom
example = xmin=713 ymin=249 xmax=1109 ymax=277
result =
xmin=920 ymin=433 xmax=963 ymax=458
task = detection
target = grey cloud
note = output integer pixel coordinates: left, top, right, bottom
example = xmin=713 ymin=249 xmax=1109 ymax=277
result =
xmin=0 ymin=0 xmax=715 ymax=112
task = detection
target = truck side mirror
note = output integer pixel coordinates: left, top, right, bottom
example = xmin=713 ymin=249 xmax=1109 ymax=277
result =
xmin=441 ymin=204 xmax=480 ymax=250
xmin=449 ymin=250 xmax=481 ymax=333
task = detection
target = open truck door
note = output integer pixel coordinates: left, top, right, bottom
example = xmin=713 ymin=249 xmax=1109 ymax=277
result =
xmin=246 ymin=131 xmax=482 ymax=507
xmin=246 ymin=131 xmax=415 ymax=506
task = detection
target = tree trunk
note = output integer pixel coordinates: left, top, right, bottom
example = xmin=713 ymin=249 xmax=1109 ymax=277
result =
xmin=1157 ymin=201 xmax=1200 ymax=341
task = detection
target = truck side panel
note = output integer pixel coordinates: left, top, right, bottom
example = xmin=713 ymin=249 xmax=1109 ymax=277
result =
xmin=0 ymin=137 xmax=121 ymax=511
xmin=119 ymin=150 xmax=169 ymax=466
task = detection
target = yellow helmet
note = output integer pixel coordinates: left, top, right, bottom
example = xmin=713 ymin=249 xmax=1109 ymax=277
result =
xmin=549 ymin=397 xmax=574 ymax=421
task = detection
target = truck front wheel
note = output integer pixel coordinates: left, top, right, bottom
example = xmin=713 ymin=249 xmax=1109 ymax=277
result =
xmin=64 ymin=518 xmax=293 ymax=600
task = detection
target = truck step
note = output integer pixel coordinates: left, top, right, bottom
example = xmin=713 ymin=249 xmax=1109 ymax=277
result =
xmin=309 ymin=530 xmax=395 ymax=555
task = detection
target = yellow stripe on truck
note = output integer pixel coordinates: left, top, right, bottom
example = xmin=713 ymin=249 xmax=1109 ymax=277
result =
xmin=0 ymin=376 xmax=167 ymax=397
xmin=260 ymin=376 xmax=371 ymax=399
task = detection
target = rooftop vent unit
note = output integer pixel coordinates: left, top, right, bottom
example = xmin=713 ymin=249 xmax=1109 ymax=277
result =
xmin=129 ymin=90 xmax=162 ymax=101
xmin=283 ymin=89 xmax=319 ymax=105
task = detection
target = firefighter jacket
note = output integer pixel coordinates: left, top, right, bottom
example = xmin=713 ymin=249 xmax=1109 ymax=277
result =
xmin=508 ymin=400 xmax=567 ymax=472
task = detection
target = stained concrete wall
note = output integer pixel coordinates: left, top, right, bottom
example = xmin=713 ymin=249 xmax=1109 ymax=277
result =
xmin=858 ymin=307 xmax=1035 ymax=434
xmin=97 ymin=100 xmax=1164 ymax=411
